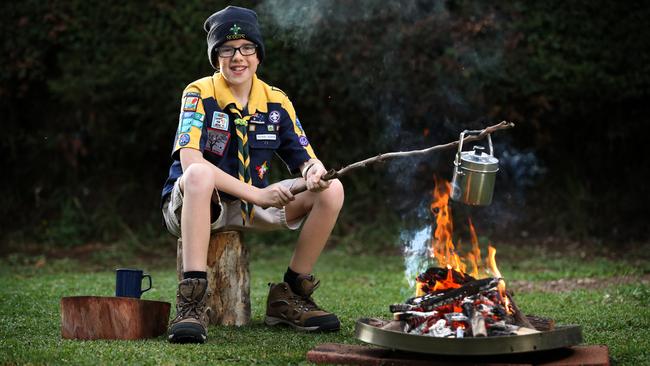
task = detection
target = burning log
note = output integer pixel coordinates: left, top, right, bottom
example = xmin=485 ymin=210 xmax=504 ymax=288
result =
xmin=402 ymin=277 xmax=500 ymax=311
xmin=417 ymin=267 xmax=474 ymax=289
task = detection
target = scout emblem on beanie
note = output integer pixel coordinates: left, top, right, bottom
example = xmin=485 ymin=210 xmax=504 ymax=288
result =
xmin=204 ymin=6 xmax=266 ymax=69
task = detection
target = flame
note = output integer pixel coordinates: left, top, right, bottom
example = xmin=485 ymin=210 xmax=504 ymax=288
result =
xmin=486 ymin=245 xmax=512 ymax=314
xmin=432 ymin=266 xmax=462 ymax=292
xmin=422 ymin=177 xmax=511 ymax=312
xmin=430 ymin=177 xmax=465 ymax=274
xmin=468 ymin=218 xmax=482 ymax=276
xmin=428 ymin=177 xmax=469 ymax=275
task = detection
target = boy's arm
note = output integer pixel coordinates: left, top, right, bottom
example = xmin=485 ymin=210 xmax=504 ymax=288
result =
xmin=180 ymin=148 xmax=293 ymax=208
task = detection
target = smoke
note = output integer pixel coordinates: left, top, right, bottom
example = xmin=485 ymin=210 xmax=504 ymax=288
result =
xmin=401 ymin=225 xmax=433 ymax=296
xmin=464 ymin=146 xmax=547 ymax=236
xmin=257 ymin=0 xmax=534 ymax=282
xmin=259 ymin=1 xmax=442 ymax=44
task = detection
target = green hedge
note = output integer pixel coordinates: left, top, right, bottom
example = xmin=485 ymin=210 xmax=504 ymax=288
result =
xmin=1 ymin=0 xmax=647 ymax=245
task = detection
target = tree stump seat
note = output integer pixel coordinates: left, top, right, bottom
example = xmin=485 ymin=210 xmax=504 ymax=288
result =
xmin=176 ymin=230 xmax=251 ymax=326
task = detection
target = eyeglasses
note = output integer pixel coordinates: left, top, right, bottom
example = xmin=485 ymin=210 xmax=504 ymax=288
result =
xmin=216 ymin=44 xmax=258 ymax=58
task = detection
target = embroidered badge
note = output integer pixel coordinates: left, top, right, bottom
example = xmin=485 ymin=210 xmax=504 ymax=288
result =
xmin=226 ymin=23 xmax=246 ymax=40
xmin=295 ymin=117 xmax=305 ymax=134
xmin=250 ymin=113 xmax=266 ymax=124
xmin=211 ymin=111 xmax=229 ymax=130
xmin=183 ymin=96 xmax=199 ymax=111
xmin=256 ymin=134 xmax=277 ymax=141
xmin=184 ymin=92 xmax=200 ymax=98
xmin=205 ymin=129 xmax=230 ymax=156
xmin=191 ymin=119 xmax=203 ymax=129
xmin=299 ymin=135 xmax=309 ymax=146
xmin=269 ymin=110 xmax=281 ymax=124
xmin=178 ymin=133 xmax=190 ymax=146
xmin=193 ymin=112 xmax=205 ymax=122
xmin=183 ymin=112 xmax=194 ymax=118
xmin=249 ymin=125 xmax=256 ymax=132
xmin=255 ymin=161 xmax=269 ymax=180
xmin=267 ymin=125 xmax=275 ymax=132
xmin=179 ymin=118 xmax=193 ymax=133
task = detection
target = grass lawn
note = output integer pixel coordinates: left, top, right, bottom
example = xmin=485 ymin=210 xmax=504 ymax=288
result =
xmin=0 ymin=239 xmax=649 ymax=365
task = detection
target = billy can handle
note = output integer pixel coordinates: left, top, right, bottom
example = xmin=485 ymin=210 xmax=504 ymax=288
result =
xmin=487 ymin=133 xmax=494 ymax=156
xmin=456 ymin=130 xmax=494 ymax=161
xmin=454 ymin=131 xmax=467 ymax=166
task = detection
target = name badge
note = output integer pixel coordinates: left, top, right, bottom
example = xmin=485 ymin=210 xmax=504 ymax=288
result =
xmin=256 ymin=134 xmax=277 ymax=141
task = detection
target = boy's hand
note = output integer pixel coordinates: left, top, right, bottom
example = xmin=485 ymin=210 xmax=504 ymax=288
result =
xmin=256 ymin=183 xmax=295 ymax=208
xmin=305 ymin=161 xmax=331 ymax=192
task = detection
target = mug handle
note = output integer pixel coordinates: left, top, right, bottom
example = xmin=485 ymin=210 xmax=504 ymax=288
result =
xmin=141 ymin=274 xmax=152 ymax=294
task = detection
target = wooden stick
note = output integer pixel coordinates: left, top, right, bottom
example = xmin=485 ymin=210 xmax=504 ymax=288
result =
xmin=290 ymin=120 xmax=515 ymax=195
xmin=525 ymin=315 xmax=556 ymax=331
xmin=506 ymin=292 xmax=536 ymax=330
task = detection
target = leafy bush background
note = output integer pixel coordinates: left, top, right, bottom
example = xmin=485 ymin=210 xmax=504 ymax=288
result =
xmin=1 ymin=0 xmax=648 ymax=247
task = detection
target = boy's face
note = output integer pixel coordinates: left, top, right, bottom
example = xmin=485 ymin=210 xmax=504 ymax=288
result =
xmin=218 ymin=39 xmax=260 ymax=88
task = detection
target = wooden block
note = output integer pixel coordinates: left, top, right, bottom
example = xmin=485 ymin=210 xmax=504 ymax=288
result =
xmin=177 ymin=230 xmax=251 ymax=326
xmin=60 ymin=296 xmax=170 ymax=340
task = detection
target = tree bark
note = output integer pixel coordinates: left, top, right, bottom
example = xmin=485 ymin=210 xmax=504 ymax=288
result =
xmin=176 ymin=231 xmax=251 ymax=326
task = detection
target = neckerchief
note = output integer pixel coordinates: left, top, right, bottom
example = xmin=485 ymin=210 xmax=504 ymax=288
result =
xmin=229 ymin=106 xmax=255 ymax=225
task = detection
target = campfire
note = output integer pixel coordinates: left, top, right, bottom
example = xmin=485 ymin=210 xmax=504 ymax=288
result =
xmin=383 ymin=178 xmax=552 ymax=338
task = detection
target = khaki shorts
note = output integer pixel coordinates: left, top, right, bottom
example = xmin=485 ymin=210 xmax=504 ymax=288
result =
xmin=162 ymin=177 xmax=305 ymax=238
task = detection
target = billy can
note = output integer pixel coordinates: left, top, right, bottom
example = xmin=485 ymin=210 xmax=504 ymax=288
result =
xmin=450 ymin=131 xmax=499 ymax=206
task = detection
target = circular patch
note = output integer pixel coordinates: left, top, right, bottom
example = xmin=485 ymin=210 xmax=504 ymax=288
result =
xmin=269 ymin=110 xmax=281 ymax=124
xmin=178 ymin=133 xmax=190 ymax=146
xmin=299 ymin=135 xmax=309 ymax=146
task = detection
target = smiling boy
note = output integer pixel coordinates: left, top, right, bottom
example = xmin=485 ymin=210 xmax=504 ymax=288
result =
xmin=161 ymin=6 xmax=344 ymax=343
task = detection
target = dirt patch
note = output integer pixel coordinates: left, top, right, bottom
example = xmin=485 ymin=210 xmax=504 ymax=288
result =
xmin=509 ymin=274 xmax=650 ymax=293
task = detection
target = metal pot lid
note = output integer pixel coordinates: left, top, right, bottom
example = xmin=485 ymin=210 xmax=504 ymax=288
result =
xmin=460 ymin=151 xmax=499 ymax=172
xmin=355 ymin=318 xmax=583 ymax=356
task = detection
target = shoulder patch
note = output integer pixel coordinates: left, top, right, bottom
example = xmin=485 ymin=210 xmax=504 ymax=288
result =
xmin=271 ymin=86 xmax=288 ymax=98
xmin=183 ymin=92 xmax=201 ymax=98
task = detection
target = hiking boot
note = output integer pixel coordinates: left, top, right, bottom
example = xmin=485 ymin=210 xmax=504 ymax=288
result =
xmin=168 ymin=278 xmax=211 ymax=343
xmin=264 ymin=275 xmax=340 ymax=332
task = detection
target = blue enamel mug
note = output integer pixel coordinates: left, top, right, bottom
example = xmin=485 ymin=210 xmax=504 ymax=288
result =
xmin=115 ymin=268 xmax=152 ymax=298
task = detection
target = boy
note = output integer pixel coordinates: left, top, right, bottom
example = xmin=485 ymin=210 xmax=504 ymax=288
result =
xmin=161 ymin=6 xmax=344 ymax=343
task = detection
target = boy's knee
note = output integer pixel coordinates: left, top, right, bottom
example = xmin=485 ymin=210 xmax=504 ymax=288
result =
xmin=181 ymin=164 xmax=215 ymax=196
xmin=322 ymin=179 xmax=344 ymax=210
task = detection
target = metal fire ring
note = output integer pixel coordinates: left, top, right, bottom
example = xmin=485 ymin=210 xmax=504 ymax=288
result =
xmin=355 ymin=318 xmax=583 ymax=356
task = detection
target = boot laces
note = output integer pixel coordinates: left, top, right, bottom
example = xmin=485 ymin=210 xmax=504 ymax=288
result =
xmin=289 ymin=293 xmax=320 ymax=312
xmin=176 ymin=290 xmax=209 ymax=320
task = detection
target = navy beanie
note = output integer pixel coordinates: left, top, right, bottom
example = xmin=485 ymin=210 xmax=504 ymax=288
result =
xmin=204 ymin=6 xmax=265 ymax=69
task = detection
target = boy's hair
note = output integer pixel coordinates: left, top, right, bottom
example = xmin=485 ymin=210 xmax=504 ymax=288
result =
xmin=204 ymin=6 xmax=266 ymax=69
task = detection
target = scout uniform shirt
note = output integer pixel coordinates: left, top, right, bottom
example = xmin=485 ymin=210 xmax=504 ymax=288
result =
xmin=161 ymin=73 xmax=317 ymax=204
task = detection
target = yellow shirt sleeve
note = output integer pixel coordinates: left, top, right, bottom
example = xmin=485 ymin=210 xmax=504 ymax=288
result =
xmin=172 ymin=86 xmax=206 ymax=156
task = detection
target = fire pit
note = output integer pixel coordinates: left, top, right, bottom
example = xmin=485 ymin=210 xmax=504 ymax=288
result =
xmin=354 ymin=267 xmax=582 ymax=355
xmin=353 ymin=178 xmax=583 ymax=355
xmin=356 ymin=318 xmax=582 ymax=356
